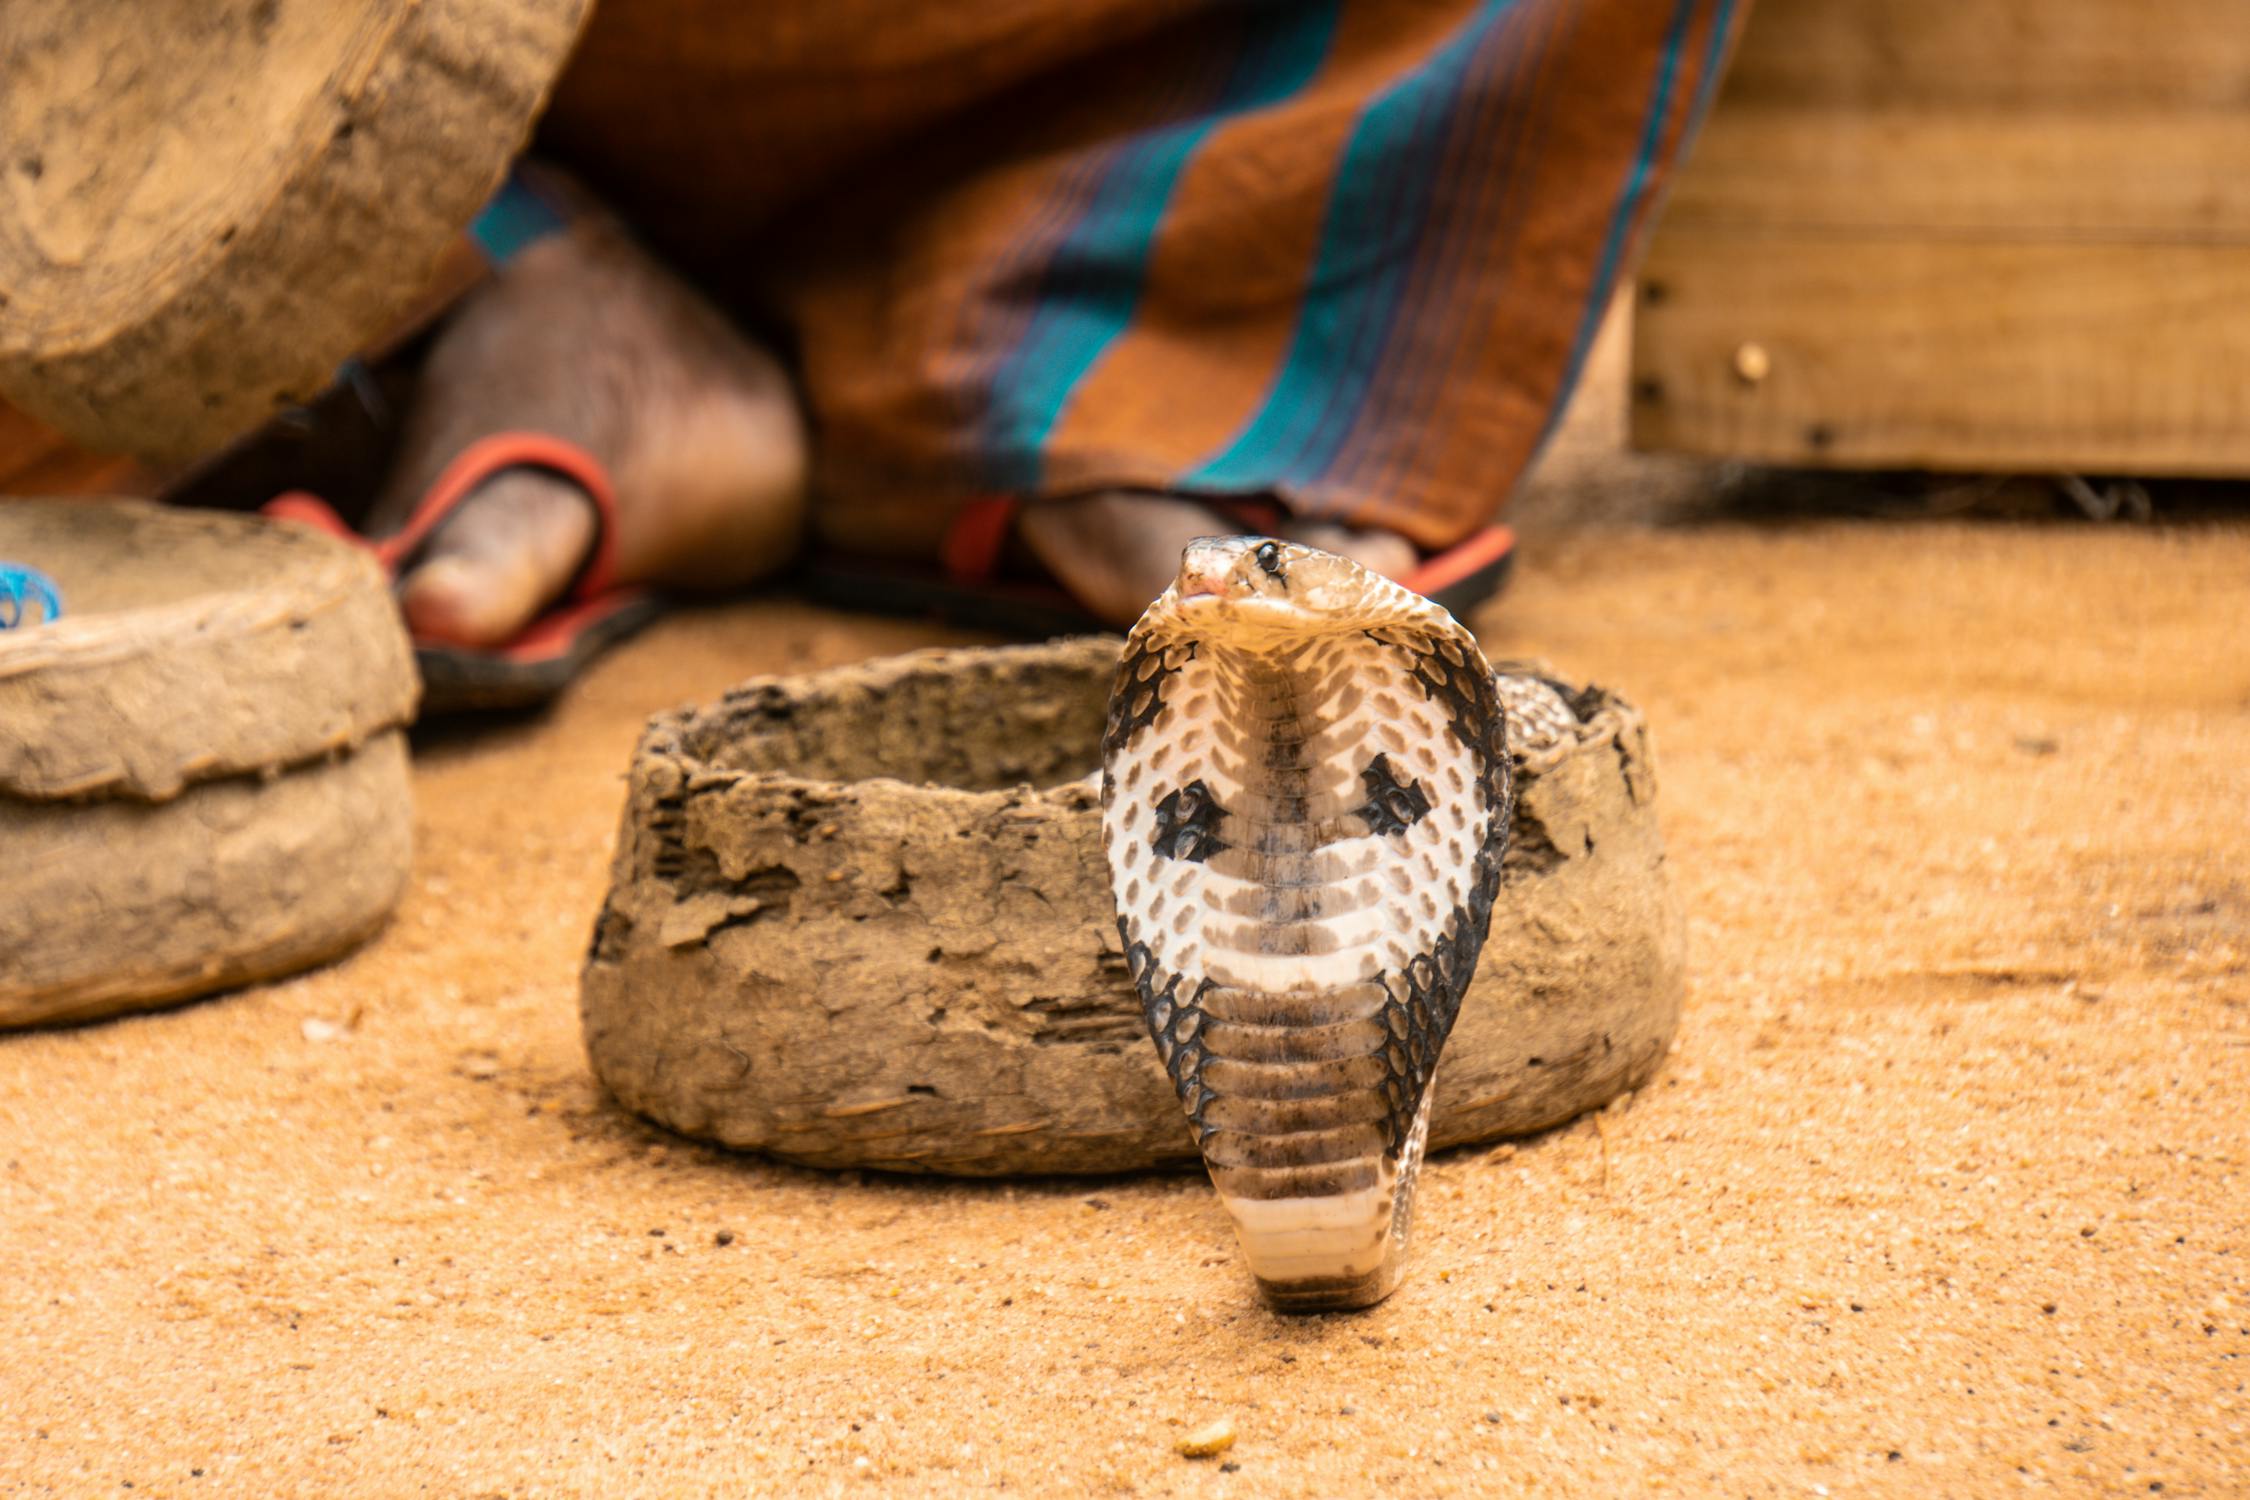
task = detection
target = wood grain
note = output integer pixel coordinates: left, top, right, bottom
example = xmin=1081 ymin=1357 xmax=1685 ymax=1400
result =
xmin=1663 ymin=109 xmax=2250 ymax=244
xmin=1712 ymin=0 xmax=2250 ymax=109
xmin=1632 ymin=236 xmax=2250 ymax=473
xmin=1632 ymin=0 xmax=2250 ymax=472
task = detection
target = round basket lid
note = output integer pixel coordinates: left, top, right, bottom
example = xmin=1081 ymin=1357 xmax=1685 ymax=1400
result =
xmin=0 ymin=498 xmax=418 ymax=801
xmin=0 ymin=0 xmax=591 ymax=463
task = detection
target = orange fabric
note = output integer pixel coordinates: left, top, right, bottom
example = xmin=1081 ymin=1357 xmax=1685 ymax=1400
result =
xmin=0 ymin=398 xmax=158 ymax=499
xmin=1043 ymin=0 xmax=1478 ymax=485
xmin=266 ymin=432 xmax=621 ymax=600
xmin=536 ymin=0 xmax=1748 ymax=548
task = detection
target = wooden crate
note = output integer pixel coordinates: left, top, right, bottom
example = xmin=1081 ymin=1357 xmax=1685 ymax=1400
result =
xmin=1630 ymin=0 xmax=2250 ymax=474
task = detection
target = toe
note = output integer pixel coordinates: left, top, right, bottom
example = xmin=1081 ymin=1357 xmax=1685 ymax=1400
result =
xmin=377 ymin=200 xmax=808 ymax=631
xmin=395 ymin=470 xmax=596 ymax=648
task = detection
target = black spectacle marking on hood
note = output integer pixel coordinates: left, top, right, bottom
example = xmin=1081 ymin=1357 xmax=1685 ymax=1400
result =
xmin=1356 ymin=753 xmax=1432 ymax=836
xmin=1150 ymin=779 xmax=1228 ymax=863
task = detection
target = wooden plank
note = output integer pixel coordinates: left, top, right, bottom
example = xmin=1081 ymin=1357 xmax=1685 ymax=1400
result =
xmin=1665 ymin=0 xmax=2250 ymax=239
xmin=1662 ymin=109 xmax=2250 ymax=243
xmin=1632 ymin=0 xmax=2250 ymax=472
xmin=1713 ymin=0 xmax=2250 ymax=109
xmin=1629 ymin=234 xmax=2250 ymax=474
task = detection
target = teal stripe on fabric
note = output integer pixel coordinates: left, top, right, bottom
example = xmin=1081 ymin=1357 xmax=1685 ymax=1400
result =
xmin=1674 ymin=0 xmax=1741 ymax=172
xmin=1326 ymin=0 xmax=1551 ymax=499
xmin=980 ymin=1 xmax=1343 ymax=492
xmin=468 ymin=173 xmax=570 ymax=266
xmin=1184 ymin=0 xmax=1518 ymax=495
xmin=1538 ymin=0 xmax=1708 ymax=443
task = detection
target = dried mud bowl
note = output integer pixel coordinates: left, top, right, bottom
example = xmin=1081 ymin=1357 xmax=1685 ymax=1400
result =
xmin=0 ymin=500 xmax=417 ymax=1026
xmin=3 ymin=515 xmax=2246 ymax=1494
xmin=582 ymin=639 xmax=1681 ymax=1175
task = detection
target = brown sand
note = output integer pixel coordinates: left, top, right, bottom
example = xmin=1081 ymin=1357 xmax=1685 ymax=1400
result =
xmin=6 ymin=288 xmax=2249 ymax=1494
xmin=5 ymin=511 xmax=2245 ymax=1496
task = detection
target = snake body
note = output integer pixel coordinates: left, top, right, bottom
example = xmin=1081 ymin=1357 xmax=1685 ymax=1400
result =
xmin=1101 ymin=537 xmax=1516 ymax=1310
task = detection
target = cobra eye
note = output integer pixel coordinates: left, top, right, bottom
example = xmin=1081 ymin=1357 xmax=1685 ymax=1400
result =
xmin=1254 ymin=541 xmax=1286 ymax=581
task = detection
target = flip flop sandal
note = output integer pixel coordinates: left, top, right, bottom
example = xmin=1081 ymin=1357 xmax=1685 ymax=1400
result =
xmin=264 ymin=431 xmax=661 ymax=713
xmin=797 ymin=494 xmax=1516 ymax=637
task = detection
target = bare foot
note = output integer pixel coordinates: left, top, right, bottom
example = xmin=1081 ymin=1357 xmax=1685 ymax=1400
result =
xmin=1016 ymin=492 xmax=1226 ymax=629
xmin=376 ymin=199 xmax=808 ymax=648
xmin=1017 ymin=491 xmax=1419 ymax=627
xmin=1278 ymin=519 xmax=1417 ymax=583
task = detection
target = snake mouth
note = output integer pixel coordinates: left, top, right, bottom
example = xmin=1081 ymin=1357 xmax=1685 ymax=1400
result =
xmin=1167 ymin=589 xmax=1321 ymax=636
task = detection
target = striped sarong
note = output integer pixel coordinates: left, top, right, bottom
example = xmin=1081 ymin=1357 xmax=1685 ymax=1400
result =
xmin=539 ymin=0 xmax=1744 ymax=553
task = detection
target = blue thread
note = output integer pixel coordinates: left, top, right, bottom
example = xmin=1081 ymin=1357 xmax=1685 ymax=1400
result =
xmin=0 ymin=564 xmax=63 ymax=629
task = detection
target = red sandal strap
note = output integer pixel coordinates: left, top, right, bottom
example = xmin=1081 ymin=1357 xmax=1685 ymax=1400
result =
xmin=940 ymin=495 xmax=1019 ymax=587
xmin=264 ymin=433 xmax=618 ymax=601
xmin=375 ymin=432 xmax=620 ymax=600
xmin=263 ymin=490 xmax=360 ymax=540
xmin=1402 ymin=524 xmax=1516 ymax=597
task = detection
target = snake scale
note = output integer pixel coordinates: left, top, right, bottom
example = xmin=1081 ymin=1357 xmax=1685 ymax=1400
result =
xmin=1102 ymin=536 xmax=1549 ymax=1311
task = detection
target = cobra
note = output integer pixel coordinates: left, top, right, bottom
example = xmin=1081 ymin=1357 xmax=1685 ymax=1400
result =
xmin=1100 ymin=536 xmax=1516 ymax=1311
